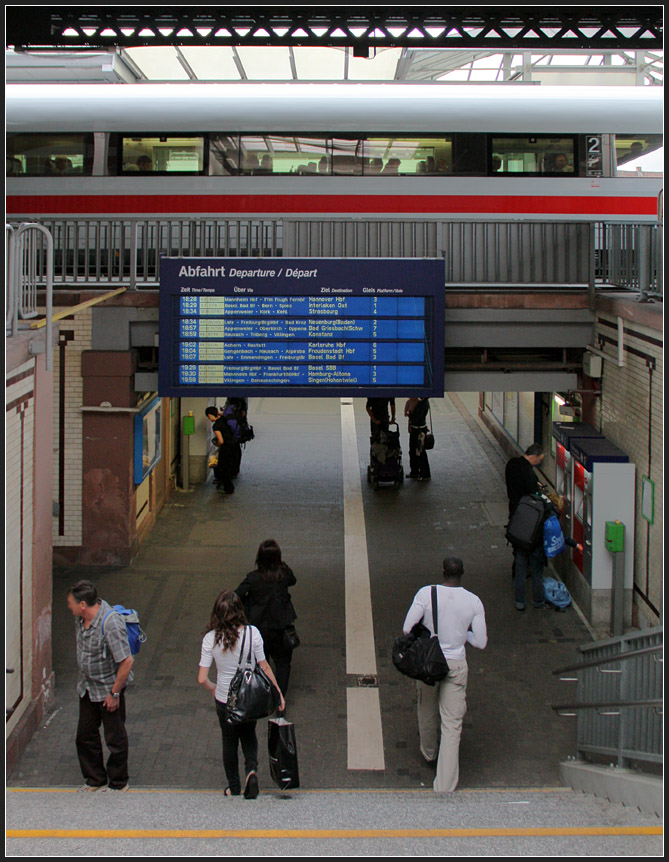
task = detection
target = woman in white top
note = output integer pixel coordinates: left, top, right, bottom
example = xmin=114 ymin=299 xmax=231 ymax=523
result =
xmin=199 ymin=590 xmax=285 ymax=798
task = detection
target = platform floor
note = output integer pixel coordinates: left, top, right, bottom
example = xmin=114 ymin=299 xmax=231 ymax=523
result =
xmin=9 ymin=394 xmax=595 ymax=792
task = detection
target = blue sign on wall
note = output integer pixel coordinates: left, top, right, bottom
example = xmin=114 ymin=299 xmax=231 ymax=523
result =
xmin=159 ymin=258 xmax=445 ymax=398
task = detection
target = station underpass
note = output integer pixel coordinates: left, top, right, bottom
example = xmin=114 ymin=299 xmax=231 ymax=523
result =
xmin=7 ymin=394 xmax=662 ymax=856
xmin=10 ymin=393 xmax=595 ymax=790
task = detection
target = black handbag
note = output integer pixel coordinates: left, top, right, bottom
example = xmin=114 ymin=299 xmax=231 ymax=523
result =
xmin=392 ymin=585 xmax=449 ymax=686
xmin=268 ymin=716 xmax=300 ymax=789
xmin=423 ymin=404 xmax=435 ymax=450
xmin=225 ymin=627 xmax=280 ymax=725
xmin=282 ymin=624 xmax=300 ymax=650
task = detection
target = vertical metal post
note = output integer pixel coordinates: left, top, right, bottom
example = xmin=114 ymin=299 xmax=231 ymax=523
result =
xmin=182 ymin=430 xmax=190 ymax=491
xmin=611 ymin=542 xmax=625 ymax=638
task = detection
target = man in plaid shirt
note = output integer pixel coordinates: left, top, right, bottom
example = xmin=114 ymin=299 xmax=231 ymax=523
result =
xmin=67 ymin=580 xmax=134 ymax=791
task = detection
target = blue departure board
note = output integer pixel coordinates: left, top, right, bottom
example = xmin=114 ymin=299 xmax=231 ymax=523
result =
xmin=159 ymin=258 xmax=444 ymax=398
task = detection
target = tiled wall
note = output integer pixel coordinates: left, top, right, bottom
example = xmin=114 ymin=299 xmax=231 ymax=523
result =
xmin=52 ymin=308 xmax=92 ymax=548
xmin=6 ymin=359 xmax=35 ymax=734
xmin=593 ymin=312 xmax=663 ymax=627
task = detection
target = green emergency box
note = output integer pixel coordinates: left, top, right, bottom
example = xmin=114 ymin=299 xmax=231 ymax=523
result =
xmin=183 ymin=412 xmax=195 ymax=436
xmin=605 ymin=520 xmax=625 ymax=553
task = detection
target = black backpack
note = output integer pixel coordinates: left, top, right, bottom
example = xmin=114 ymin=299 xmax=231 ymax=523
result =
xmin=505 ymin=495 xmax=545 ymax=551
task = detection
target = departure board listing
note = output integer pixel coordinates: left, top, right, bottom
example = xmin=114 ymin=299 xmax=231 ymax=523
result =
xmin=159 ymin=257 xmax=445 ymax=398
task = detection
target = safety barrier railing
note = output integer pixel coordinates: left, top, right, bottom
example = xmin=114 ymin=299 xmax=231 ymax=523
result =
xmin=5 ymin=223 xmax=54 ymax=371
xmin=594 ymin=222 xmax=663 ymax=300
xmin=6 ymin=224 xmax=17 ymax=336
xmin=551 ymin=627 xmax=663 ymax=769
xmin=5 ymin=218 xmax=283 ymax=289
xmin=4 ymin=216 xmax=662 ymax=301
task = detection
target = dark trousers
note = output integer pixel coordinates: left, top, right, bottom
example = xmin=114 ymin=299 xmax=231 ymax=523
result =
xmin=261 ymin=628 xmax=293 ymax=697
xmin=409 ymin=427 xmax=431 ymax=478
xmin=214 ymin=445 xmax=235 ymax=492
xmin=215 ymin=700 xmax=258 ymax=795
xmin=232 ymin=441 xmax=242 ymax=477
xmin=76 ymin=691 xmax=129 ymax=789
xmin=513 ymin=544 xmax=546 ymax=606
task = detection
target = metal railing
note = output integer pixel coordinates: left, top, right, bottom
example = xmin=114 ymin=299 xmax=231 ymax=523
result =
xmin=5 ymin=223 xmax=54 ymax=370
xmin=4 ymin=216 xmax=662 ymax=301
xmin=595 ymin=222 xmax=663 ymax=299
xmin=552 ymin=627 xmax=663 ymax=768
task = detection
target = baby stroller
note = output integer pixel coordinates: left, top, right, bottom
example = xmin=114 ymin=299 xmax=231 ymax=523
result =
xmin=367 ymin=422 xmax=404 ymax=490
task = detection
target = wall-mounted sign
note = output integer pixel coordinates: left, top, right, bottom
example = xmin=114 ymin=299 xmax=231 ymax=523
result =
xmin=134 ymin=395 xmax=162 ymax=485
xmin=641 ymin=475 xmax=655 ymax=524
xmin=159 ymin=258 xmax=445 ymax=398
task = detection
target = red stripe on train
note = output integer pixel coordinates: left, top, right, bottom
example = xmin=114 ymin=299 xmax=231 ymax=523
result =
xmin=6 ymin=194 xmax=657 ymax=216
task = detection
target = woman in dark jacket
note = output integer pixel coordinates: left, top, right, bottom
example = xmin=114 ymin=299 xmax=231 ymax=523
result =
xmin=235 ymin=539 xmax=297 ymax=700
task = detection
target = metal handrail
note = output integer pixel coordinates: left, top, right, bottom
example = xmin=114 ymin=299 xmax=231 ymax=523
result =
xmin=552 ymin=699 xmax=663 ymax=713
xmin=5 ymin=224 xmax=17 ymax=336
xmin=552 ymin=645 xmax=663 ymax=676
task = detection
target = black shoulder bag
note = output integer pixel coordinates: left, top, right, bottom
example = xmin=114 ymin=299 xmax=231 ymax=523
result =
xmin=225 ymin=627 xmax=281 ymax=725
xmin=423 ymin=403 xmax=435 ymax=450
xmin=392 ymin=586 xmax=449 ymax=685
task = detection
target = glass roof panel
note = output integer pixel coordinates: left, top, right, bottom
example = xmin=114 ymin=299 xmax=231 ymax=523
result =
xmin=125 ymin=46 xmax=189 ymax=80
xmin=179 ymin=46 xmax=240 ymax=79
xmin=292 ymin=47 xmax=345 ymax=80
xmin=236 ymin=46 xmax=293 ymax=79
xmin=348 ymin=48 xmax=403 ymax=80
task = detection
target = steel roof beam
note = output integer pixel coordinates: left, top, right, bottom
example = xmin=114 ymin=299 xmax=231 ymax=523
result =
xmin=6 ymin=7 xmax=663 ymax=51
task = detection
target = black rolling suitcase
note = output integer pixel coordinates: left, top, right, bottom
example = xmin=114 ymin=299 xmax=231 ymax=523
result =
xmin=505 ymin=495 xmax=545 ymax=551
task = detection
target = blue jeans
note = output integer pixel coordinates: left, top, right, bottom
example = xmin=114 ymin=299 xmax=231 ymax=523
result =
xmin=215 ymin=700 xmax=258 ymax=795
xmin=513 ymin=544 xmax=545 ymax=606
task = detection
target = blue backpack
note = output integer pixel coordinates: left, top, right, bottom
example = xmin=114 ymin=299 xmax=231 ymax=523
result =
xmin=101 ymin=605 xmax=147 ymax=656
xmin=543 ymin=514 xmax=566 ymax=558
xmin=542 ymin=577 xmax=572 ymax=609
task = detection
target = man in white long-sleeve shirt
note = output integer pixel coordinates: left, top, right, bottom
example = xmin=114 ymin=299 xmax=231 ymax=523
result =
xmin=402 ymin=556 xmax=487 ymax=792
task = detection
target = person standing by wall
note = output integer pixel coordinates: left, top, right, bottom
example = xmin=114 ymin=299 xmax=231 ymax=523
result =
xmin=67 ymin=580 xmax=134 ymax=792
xmin=402 ymin=557 xmax=487 ymax=792
xmin=505 ymin=443 xmax=545 ymax=598
xmin=205 ymin=406 xmax=235 ymax=494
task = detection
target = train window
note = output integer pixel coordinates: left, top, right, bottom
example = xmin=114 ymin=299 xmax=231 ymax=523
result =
xmin=120 ymin=136 xmax=205 ymax=174
xmin=614 ymin=134 xmax=663 ymax=177
xmin=209 ymin=136 xmax=240 ymax=176
xmin=6 ymin=133 xmax=94 ymax=176
xmin=331 ymin=138 xmax=363 ymax=175
xmin=491 ymin=136 xmax=577 ymax=175
xmin=238 ymin=135 xmax=330 ymax=175
xmin=362 ymin=138 xmax=453 ymax=175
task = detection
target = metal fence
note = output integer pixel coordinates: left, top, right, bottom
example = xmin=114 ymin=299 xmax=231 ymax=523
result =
xmin=595 ymin=223 xmax=663 ymax=300
xmin=4 ymin=216 xmax=662 ymax=300
xmin=552 ymin=627 xmax=663 ymax=769
xmin=5 ymin=222 xmax=54 ymax=369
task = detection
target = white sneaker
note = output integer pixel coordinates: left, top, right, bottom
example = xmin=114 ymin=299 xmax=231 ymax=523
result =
xmin=78 ymin=783 xmax=106 ymax=792
xmin=101 ymin=784 xmax=129 ymax=792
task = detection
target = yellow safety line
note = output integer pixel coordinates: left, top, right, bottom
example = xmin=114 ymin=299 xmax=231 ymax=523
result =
xmin=6 ymin=786 xmax=571 ymax=794
xmin=29 ymin=287 xmax=127 ymax=328
xmin=6 ymin=827 xmax=663 ymax=840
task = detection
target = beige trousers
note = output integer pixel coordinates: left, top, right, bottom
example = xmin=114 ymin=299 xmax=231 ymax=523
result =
xmin=416 ymin=659 xmax=468 ymax=792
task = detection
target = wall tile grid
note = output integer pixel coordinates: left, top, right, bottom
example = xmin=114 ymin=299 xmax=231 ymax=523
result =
xmin=52 ymin=308 xmax=92 ymax=547
xmin=594 ymin=312 xmax=663 ymax=626
xmin=5 ymin=359 xmax=35 ymax=734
